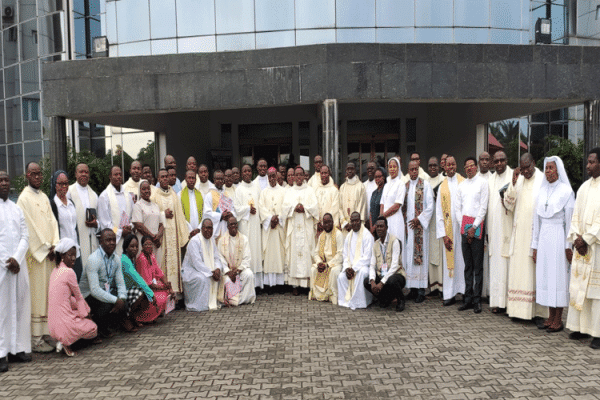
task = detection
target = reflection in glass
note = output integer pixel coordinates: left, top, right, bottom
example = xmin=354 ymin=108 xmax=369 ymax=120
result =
xmin=377 ymin=0 xmax=414 ymax=28
xmin=376 ymin=28 xmax=415 ymax=43
xmin=295 ymin=29 xmax=335 ymax=45
xmin=255 ymin=0 xmax=294 ymax=32
xmin=7 ymin=143 xmax=23 ymax=178
xmin=5 ymin=98 xmax=21 ymax=143
xmin=454 ymin=27 xmax=489 ymax=43
xmin=489 ymin=28 xmax=521 ymax=44
xmin=256 ymin=30 xmax=295 ymax=49
xmin=296 ymin=0 xmax=335 ymax=29
xmin=0 ymin=101 xmax=4 ymax=144
xmin=151 ymin=39 xmax=177 ymax=55
xmin=23 ymin=96 xmax=41 ymax=140
xmin=0 ymin=145 xmax=5 ymax=172
xmin=415 ymin=0 xmax=453 ymax=27
xmin=39 ymin=0 xmax=64 ymax=14
xmin=21 ymin=60 xmax=39 ymax=94
xmin=177 ymin=0 xmax=215 ymax=37
xmin=337 ymin=28 xmax=376 ymax=43
xmin=24 ymin=141 xmax=43 ymax=167
xmin=2 ymin=0 xmax=18 ymax=29
xmin=150 ymin=0 xmax=176 ymax=39
xmin=178 ymin=36 xmax=216 ymax=53
xmin=336 ymin=0 xmax=375 ymax=28
xmin=490 ymin=0 xmax=521 ymax=30
xmin=415 ymin=28 xmax=453 ymax=43
xmin=74 ymin=13 xmax=86 ymax=57
xmin=118 ymin=41 xmax=151 ymax=57
xmin=216 ymin=0 xmax=255 ymax=34
xmin=0 ymin=67 xmax=4 ymax=100
xmin=550 ymin=3 xmax=567 ymax=43
xmin=106 ymin=0 xmax=117 ymax=43
xmin=4 ymin=65 xmax=20 ymax=98
xmin=20 ymin=20 xmax=38 ymax=61
xmin=39 ymin=13 xmax=65 ymax=56
xmin=217 ymin=33 xmax=255 ymax=52
xmin=4 ymin=27 xmax=19 ymax=66
xmin=455 ymin=0 xmax=489 ymax=27
xmin=116 ymin=0 xmax=150 ymax=43
xmin=20 ymin=0 xmax=36 ymax=23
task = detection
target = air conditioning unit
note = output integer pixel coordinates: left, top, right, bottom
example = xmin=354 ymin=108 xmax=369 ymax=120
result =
xmin=3 ymin=6 xmax=13 ymax=18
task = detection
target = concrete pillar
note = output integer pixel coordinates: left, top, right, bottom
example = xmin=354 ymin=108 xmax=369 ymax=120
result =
xmin=50 ymin=116 xmax=67 ymax=172
xmin=157 ymin=132 xmax=167 ymax=167
xmin=585 ymin=100 xmax=600 ymax=178
xmin=476 ymin=124 xmax=486 ymax=156
xmin=322 ymin=99 xmax=339 ymax=183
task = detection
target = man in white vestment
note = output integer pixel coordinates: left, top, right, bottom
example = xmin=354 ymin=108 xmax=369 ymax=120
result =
xmin=314 ymin=165 xmax=341 ymax=232
xmin=503 ymin=153 xmax=547 ymax=323
xmin=234 ymin=165 xmax=263 ymax=289
xmin=123 ymin=160 xmax=142 ymax=203
xmin=283 ymin=166 xmax=320 ymax=294
xmin=253 ymin=159 xmax=269 ymax=191
xmin=224 ymin=169 xmax=236 ymax=196
xmin=186 ymin=156 xmax=201 ymax=188
xmin=156 ymin=155 xmax=182 ymax=193
xmin=477 ymin=152 xmax=491 ymax=180
xmin=181 ymin=219 xmax=223 ymax=311
xmin=18 ymin=162 xmax=59 ymax=352
xmin=178 ymin=170 xmax=203 ymax=239
xmin=476 ymin=152 xmax=491 ymax=299
xmin=567 ymin=148 xmax=600 ymax=349
xmin=339 ymin=162 xmax=367 ymax=240
xmin=402 ymin=160 xmax=434 ymax=304
xmin=426 ymin=157 xmax=445 ymax=296
xmin=67 ymin=163 xmax=99 ymax=268
xmin=455 ymin=157 xmax=489 ymax=314
xmin=0 ymin=171 xmax=32 ymax=372
xmin=151 ymin=169 xmax=189 ymax=297
xmin=436 ymin=156 xmax=466 ymax=306
xmin=310 ymin=213 xmax=343 ymax=304
xmin=232 ymin=167 xmax=241 ymax=187
xmin=217 ymin=217 xmax=256 ymax=306
xmin=364 ymin=162 xmax=378 ymax=229
xmin=487 ymin=151 xmax=513 ymax=314
xmin=204 ymin=170 xmax=235 ymax=240
xmin=402 ymin=153 xmax=429 ymax=183
xmin=258 ymin=167 xmax=287 ymax=292
xmin=308 ymin=155 xmax=324 ymax=189
xmin=98 ymin=166 xmax=133 ymax=257
xmin=195 ymin=164 xmax=215 ymax=196
xmin=338 ymin=212 xmax=375 ymax=310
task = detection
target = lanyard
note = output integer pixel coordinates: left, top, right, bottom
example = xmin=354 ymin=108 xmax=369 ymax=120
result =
xmin=103 ymin=255 xmax=115 ymax=285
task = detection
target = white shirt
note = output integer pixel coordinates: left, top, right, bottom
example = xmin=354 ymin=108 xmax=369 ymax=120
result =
xmin=456 ymin=175 xmax=489 ymax=229
xmin=54 ymin=195 xmax=80 ymax=257
xmin=364 ymin=178 xmax=377 ymax=216
xmin=254 ymin=175 xmax=268 ymax=191
xmin=74 ymin=182 xmax=91 ymax=209
xmin=178 ymin=187 xmax=201 ymax=232
xmin=97 ymin=184 xmax=131 ymax=242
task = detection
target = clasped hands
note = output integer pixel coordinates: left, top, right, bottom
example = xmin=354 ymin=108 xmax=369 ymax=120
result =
xmin=370 ymin=279 xmax=384 ymax=296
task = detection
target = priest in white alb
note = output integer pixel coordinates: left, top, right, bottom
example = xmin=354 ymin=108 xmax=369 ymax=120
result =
xmin=123 ymin=160 xmax=142 ymax=204
xmin=253 ymin=159 xmax=269 ymax=191
xmin=179 ymin=170 xmax=204 ymax=239
xmin=309 ymin=213 xmax=343 ymax=304
xmin=338 ymin=212 xmax=375 ymax=310
xmin=307 ymin=155 xmax=324 ymax=189
xmin=339 ymin=162 xmax=367 ymax=240
xmin=476 ymin=152 xmax=491 ymax=299
xmin=426 ymin=156 xmax=445 ymax=295
xmin=0 ymin=171 xmax=32 ymax=372
xmin=195 ymin=164 xmax=215 ymax=196
xmin=181 ymin=219 xmax=223 ymax=311
xmin=203 ymin=170 xmax=235 ymax=240
xmin=314 ymin=165 xmax=340 ymax=232
xmin=97 ymin=166 xmax=133 ymax=256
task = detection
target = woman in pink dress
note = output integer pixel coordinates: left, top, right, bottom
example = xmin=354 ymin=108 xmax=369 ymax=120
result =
xmin=48 ymin=238 xmax=98 ymax=356
xmin=136 ymin=236 xmax=174 ymax=316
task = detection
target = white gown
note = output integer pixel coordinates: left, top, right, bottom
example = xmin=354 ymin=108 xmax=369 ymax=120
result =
xmin=181 ymin=235 xmax=224 ymax=312
xmin=404 ymin=179 xmax=434 ymax=289
xmin=380 ymin=176 xmax=406 ymax=265
xmin=337 ymin=228 xmax=374 ymax=310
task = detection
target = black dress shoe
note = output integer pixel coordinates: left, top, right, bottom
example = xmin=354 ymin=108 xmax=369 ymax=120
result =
xmin=473 ymin=303 xmax=482 ymax=314
xmin=414 ymin=294 xmax=425 ymax=304
xmin=8 ymin=352 xmax=32 ymax=363
xmin=458 ymin=302 xmax=474 ymax=311
xmin=396 ymin=299 xmax=405 ymax=312
xmin=534 ymin=318 xmax=547 ymax=329
xmin=590 ymin=338 xmax=600 ymax=349
xmin=405 ymin=289 xmax=417 ymax=300
xmin=443 ymin=298 xmax=456 ymax=306
xmin=569 ymin=331 xmax=591 ymax=340
xmin=0 ymin=357 xmax=8 ymax=373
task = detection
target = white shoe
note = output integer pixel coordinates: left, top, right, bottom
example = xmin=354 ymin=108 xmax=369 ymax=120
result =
xmin=31 ymin=340 xmax=54 ymax=353
xmin=56 ymin=342 xmax=63 ymax=353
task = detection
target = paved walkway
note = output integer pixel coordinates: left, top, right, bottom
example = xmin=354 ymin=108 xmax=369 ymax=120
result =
xmin=2 ymin=293 xmax=600 ymax=399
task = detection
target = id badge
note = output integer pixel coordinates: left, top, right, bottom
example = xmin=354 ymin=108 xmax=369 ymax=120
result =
xmin=381 ymin=263 xmax=388 ymax=275
xmin=104 ymin=282 xmax=110 ymax=292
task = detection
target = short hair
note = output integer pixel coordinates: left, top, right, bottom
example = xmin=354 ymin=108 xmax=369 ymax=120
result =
xmin=464 ymin=156 xmax=477 ymax=166
xmin=320 ymin=165 xmax=330 ymax=173
xmin=257 ymin=158 xmax=267 ymax=164
xmin=376 ymin=216 xmax=388 ymax=227
xmin=202 ymin=218 xmax=213 ymax=228
xmin=520 ymin=152 xmax=534 ymax=164
xmin=159 ymin=167 xmax=168 ymax=173
xmin=100 ymin=228 xmax=114 ymax=239
xmin=350 ymin=211 xmax=361 ymax=219
xmin=589 ymin=148 xmax=600 ymax=162
xmin=294 ymin=165 xmax=305 ymax=173
xmin=409 ymin=151 xmax=420 ymax=159
xmin=213 ymin=169 xmax=224 ymax=177
xmin=141 ymin=235 xmax=154 ymax=246
xmin=25 ymin=161 xmax=39 ymax=172
xmin=122 ymin=234 xmax=138 ymax=254
xmin=110 ymin=165 xmax=121 ymax=175
xmin=142 ymin=163 xmax=152 ymax=170
xmin=323 ymin=212 xmax=333 ymax=220
xmin=167 ymin=166 xmax=176 ymax=172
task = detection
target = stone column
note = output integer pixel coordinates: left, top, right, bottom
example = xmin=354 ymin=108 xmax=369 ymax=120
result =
xmin=322 ymin=99 xmax=339 ymax=183
xmin=50 ymin=116 xmax=67 ymax=172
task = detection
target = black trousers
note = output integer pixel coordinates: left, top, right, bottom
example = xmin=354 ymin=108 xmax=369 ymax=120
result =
xmin=363 ymin=274 xmax=406 ymax=306
xmin=461 ymin=236 xmax=484 ymax=304
xmin=85 ymin=295 xmax=127 ymax=334
xmin=73 ymin=257 xmax=83 ymax=283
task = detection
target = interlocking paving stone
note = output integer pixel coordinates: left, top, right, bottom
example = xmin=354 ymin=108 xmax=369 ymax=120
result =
xmin=2 ymin=293 xmax=600 ymax=399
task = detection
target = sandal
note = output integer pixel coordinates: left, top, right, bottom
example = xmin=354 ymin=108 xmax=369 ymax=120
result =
xmin=63 ymin=346 xmax=76 ymax=357
xmin=546 ymin=324 xmax=564 ymax=333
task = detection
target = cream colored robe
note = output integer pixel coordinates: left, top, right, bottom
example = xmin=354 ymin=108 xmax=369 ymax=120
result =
xmin=17 ymin=186 xmax=60 ymax=337
xmin=314 ymin=179 xmax=341 ymax=228
xmin=504 ymin=169 xmax=548 ymax=320
xmin=258 ymin=184 xmax=286 ymax=284
xmin=309 ymin=228 xmax=343 ymax=304
xmin=195 ymin=179 xmax=215 ymax=197
xmin=234 ymin=181 xmax=263 ymax=287
xmin=67 ymin=182 xmax=99 ymax=266
xmin=426 ymin=174 xmax=445 ymax=292
xmin=308 ymin=172 xmax=321 ymax=190
xmin=150 ymin=187 xmax=189 ymax=294
xmin=339 ymin=176 xmax=367 ymax=238
xmin=217 ymin=232 xmax=256 ymax=306
xmin=123 ymin=178 xmax=141 ymax=203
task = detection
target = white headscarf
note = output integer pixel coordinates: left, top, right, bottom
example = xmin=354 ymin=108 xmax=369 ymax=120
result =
xmin=138 ymin=179 xmax=150 ymax=199
xmin=387 ymin=157 xmax=402 ymax=182
xmin=55 ymin=238 xmax=80 ymax=254
xmin=536 ymin=156 xmax=575 ymax=218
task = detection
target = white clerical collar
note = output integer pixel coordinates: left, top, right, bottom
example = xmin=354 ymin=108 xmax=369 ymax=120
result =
xmin=447 ymin=174 xmax=457 ymax=182
xmin=185 ymin=186 xmax=195 ymax=192
xmin=241 ymin=181 xmax=253 ymax=187
xmin=111 ymin=184 xmax=124 ymax=194
xmin=75 ymin=182 xmax=88 ymax=190
xmin=409 ymin=178 xmax=418 ymax=186
xmin=0 ymin=197 xmax=9 ymax=203
xmin=346 ymin=176 xmax=359 ymax=185
xmin=258 ymin=175 xmax=267 ymax=180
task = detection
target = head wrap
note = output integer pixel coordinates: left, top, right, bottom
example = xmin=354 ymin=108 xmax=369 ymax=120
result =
xmin=536 ymin=156 xmax=575 ymax=218
xmin=55 ymin=238 xmax=79 ymax=254
xmin=50 ymin=169 xmax=68 ymax=200
xmin=268 ymin=167 xmax=277 ymax=174
xmin=387 ymin=157 xmax=401 ymax=181
xmin=138 ymin=179 xmax=150 ymax=199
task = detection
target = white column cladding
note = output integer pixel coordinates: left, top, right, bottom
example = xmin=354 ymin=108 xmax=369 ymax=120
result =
xmin=322 ymin=99 xmax=339 ymax=183
xmin=158 ymin=131 xmax=167 ymax=168
xmin=476 ymin=123 xmax=486 ymax=156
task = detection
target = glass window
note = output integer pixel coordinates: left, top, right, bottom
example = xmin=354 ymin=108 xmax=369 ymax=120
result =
xmin=295 ymin=29 xmax=335 ymax=45
xmin=255 ymin=0 xmax=294 ymax=32
xmin=73 ymin=13 xmax=86 ymax=58
xmin=406 ymin=118 xmax=417 ymax=142
xmin=23 ymin=97 xmax=40 ymax=132
xmin=489 ymin=28 xmax=521 ymax=44
xmin=337 ymin=28 xmax=376 ymax=43
xmin=151 ymin=39 xmax=177 ymax=55
xmin=376 ymin=28 xmax=414 ymax=43
xmin=150 ymin=0 xmax=176 ymax=39
xmin=336 ymin=0 xmax=375 ymax=28
xmin=216 ymin=0 xmax=255 ymax=34
xmin=0 ymin=146 xmax=6 ymax=172
xmin=106 ymin=0 xmax=117 ymax=43
xmin=256 ymin=30 xmax=295 ymax=49
xmin=24 ymin=141 xmax=42 ymax=167
xmin=217 ymin=33 xmax=255 ymax=52
xmin=39 ymin=13 xmax=65 ymax=56
xmin=5 ymin=98 xmax=21 ymax=143
xmin=415 ymin=28 xmax=453 ymax=43
xmin=296 ymin=0 xmax=335 ymax=29
xmin=2 ymin=0 xmax=18 ymax=29
xmin=0 ymin=101 xmax=4 ymax=144
xmin=550 ymin=4 xmax=567 ymax=43
xmin=7 ymin=143 xmax=22 ymax=178
xmin=376 ymin=0 xmax=414 ymax=28
xmin=4 ymin=65 xmax=19 ymax=98
xmin=20 ymin=0 xmax=37 ymax=23
xmin=455 ymin=0 xmax=489 ymax=27
xmin=39 ymin=0 xmax=64 ymax=14
xmin=21 ymin=60 xmax=39 ymax=94
xmin=454 ymin=27 xmax=489 ymax=43
xmin=0 ymin=65 xmax=4 ymax=100
xmin=490 ymin=0 xmax=521 ymax=30
xmin=178 ymin=36 xmax=216 ymax=53
xmin=4 ymin=27 xmax=19 ymax=66
xmin=176 ymin=0 xmax=215 ymax=37
xmin=118 ymin=41 xmax=151 ymax=57
xmin=20 ymin=20 xmax=38 ymax=61
xmin=415 ymin=0 xmax=453 ymax=27
xmin=116 ymin=0 xmax=150 ymax=43
xmin=89 ymin=0 xmax=101 ymax=17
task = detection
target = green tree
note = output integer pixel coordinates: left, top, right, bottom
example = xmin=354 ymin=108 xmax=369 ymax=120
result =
xmin=536 ymin=136 xmax=584 ymax=193
xmin=137 ymin=140 xmax=155 ymax=168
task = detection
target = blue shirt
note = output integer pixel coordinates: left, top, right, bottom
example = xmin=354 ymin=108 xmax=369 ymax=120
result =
xmin=156 ymin=177 xmax=182 ymax=194
xmin=79 ymin=247 xmax=127 ymax=304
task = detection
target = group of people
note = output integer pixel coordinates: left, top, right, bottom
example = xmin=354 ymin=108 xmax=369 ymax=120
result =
xmin=3 ymin=145 xmax=600 ymax=372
